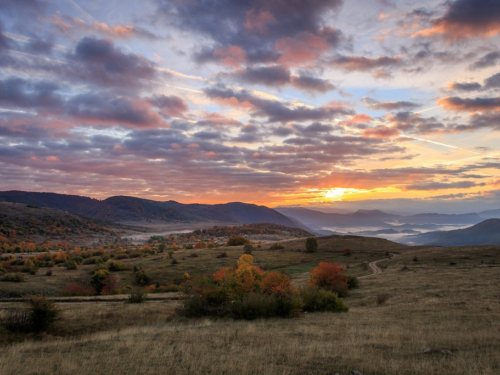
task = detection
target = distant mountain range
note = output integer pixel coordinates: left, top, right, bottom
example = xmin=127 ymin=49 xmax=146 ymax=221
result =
xmin=0 ymin=191 xmax=305 ymax=229
xmin=405 ymin=219 xmax=500 ymax=246
xmin=276 ymin=207 xmax=497 ymax=230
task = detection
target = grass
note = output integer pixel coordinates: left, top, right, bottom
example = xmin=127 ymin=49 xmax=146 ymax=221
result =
xmin=0 ymin=240 xmax=499 ymax=374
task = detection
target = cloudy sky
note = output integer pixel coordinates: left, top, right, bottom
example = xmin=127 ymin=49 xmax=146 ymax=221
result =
xmin=1 ymin=0 xmax=500 ymax=213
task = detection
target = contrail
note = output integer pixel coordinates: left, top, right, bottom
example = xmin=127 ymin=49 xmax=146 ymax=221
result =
xmin=68 ymin=0 xmax=96 ymax=23
xmin=6 ymin=49 xmax=67 ymax=64
xmin=4 ymin=32 xmax=70 ymax=51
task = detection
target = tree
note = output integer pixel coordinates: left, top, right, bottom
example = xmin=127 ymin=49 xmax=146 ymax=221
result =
xmin=305 ymin=237 xmax=318 ymax=253
xmin=308 ymin=262 xmax=348 ymax=297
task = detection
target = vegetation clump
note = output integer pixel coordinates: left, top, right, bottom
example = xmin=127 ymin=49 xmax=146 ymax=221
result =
xmin=305 ymin=237 xmax=318 ymax=253
xmin=179 ymin=255 xmax=348 ymax=320
xmin=226 ymin=236 xmax=249 ymax=246
xmin=3 ymin=295 xmax=59 ymax=333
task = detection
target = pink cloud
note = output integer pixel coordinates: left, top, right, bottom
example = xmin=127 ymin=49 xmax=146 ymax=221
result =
xmin=213 ymin=46 xmax=246 ymax=67
xmin=275 ymin=32 xmax=329 ymax=67
xmin=244 ymin=9 xmax=276 ymax=34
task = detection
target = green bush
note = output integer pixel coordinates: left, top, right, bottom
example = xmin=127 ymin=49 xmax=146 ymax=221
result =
xmin=300 ymin=287 xmax=348 ymax=313
xmin=134 ymin=268 xmax=151 ymax=285
xmin=29 ymin=296 xmax=59 ymax=333
xmin=107 ymin=260 xmax=126 ymax=271
xmin=243 ymin=244 xmax=254 ymax=254
xmin=347 ymin=275 xmax=359 ymax=289
xmin=128 ymin=287 xmax=147 ymax=303
xmin=65 ymin=260 xmax=78 ymax=270
xmin=305 ymin=237 xmax=318 ymax=253
xmin=226 ymin=236 xmax=248 ymax=246
xmin=2 ymin=272 xmax=25 ymax=282
xmin=91 ymin=269 xmax=110 ymax=294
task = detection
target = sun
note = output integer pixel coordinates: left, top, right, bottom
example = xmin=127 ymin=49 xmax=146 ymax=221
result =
xmin=324 ymin=188 xmax=348 ymax=201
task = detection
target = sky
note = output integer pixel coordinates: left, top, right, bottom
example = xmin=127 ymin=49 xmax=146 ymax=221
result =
xmin=0 ymin=0 xmax=500 ymax=213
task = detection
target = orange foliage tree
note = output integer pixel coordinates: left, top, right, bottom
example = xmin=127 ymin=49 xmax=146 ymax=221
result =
xmin=308 ymin=261 xmax=348 ymax=297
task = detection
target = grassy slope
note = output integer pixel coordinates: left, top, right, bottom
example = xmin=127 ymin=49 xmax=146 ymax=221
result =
xmin=1 ymin=241 xmax=499 ymax=374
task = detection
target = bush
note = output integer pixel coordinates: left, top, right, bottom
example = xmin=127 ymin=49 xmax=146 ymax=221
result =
xmin=243 ymin=244 xmax=254 ymax=254
xmin=2 ymin=272 xmax=25 ymax=282
xmin=128 ymin=287 xmax=147 ymax=303
xmin=308 ymin=262 xmax=348 ymax=297
xmin=45 ymin=270 xmax=53 ymax=276
xmin=270 ymin=243 xmax=285 ymax=250
xmin=61 ymin=283 xmax=95 ymax=296
xmin=226 ymin=236 xmax=248 ymax=246
xmin=215 ymin=251 xmax=227 ymax=258
xmin=231 ymin=293 xmax=302 ymax=320
xmin=347 ymin=275 xmax=359 ymax=289
xmin=343 ymin=248 xmax=352 ymax=256
xmin=65 ymin=259 xmax=78 ymax=270
xmin=300 ymin=287 xmax=348 ymax=312
xmin=305 ymin=237 xmax=318 ymax=253
xmin=171 ymin=258 xmax=179 ymax=265
xmin=187 ymin=252 xmax=199 ymax=258
xmin=101 ymin=274 xmax=119 ymax=295
xmin=134 ymin=268 xmax=151 ymax=285
xmin=106 ymin=260 xmax=126 ymax=271
xmin=2 ymin=308 xmax=31 ymax=332
xmin=377 ymin=294 xmax=389 ymax=305
xmin=91 ymin=269 xmax=111 ymax=294
xmin=29 ymin=296 xmax=59 ymax=333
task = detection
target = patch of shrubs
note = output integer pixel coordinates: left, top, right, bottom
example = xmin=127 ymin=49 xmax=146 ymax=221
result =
xmin=2 ymin=296 xmax=58 ymax=333
xmin=128 ymin=287 xmax=147 ymax=303
xmin=269 ymin=243 xmax=285 ymax=250
xmin=178 ymin=255 xmax=349 ymax=320
xmin=106 ymin=260 xmax=126 ymax=271
xmin=2 ymin=272 xmax=25 ymax=282
xmin=134 ymin=267 xmax=151 ymax=285
xmin=305 ymin=237 xmax=318 ymax=253
xmin=243 ymin=244 xmax=254 ymax=254
xmin=215 ymin=251 xmax=228 ymax=258
xmin=226 ymin=236 xmax=249 ymax=246
xmin=61 ymin=283 xmax=95 ymax=296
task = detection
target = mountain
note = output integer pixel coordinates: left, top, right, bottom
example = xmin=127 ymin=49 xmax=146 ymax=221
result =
xmin=276 ymin=206 xmax=484 ymax=229
xmin=478 ymin=208 xmax=500 ymax=220
xmin=0 ymin=201 xmax=119 ymax=244
xmin=405 ymin=219 xmax=500 ymax=246
xmin=0 ymin=191 xmax=305 ymax=229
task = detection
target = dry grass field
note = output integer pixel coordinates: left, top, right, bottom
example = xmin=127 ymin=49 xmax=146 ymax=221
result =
xmin=1 ymin=239 xmax=499 ymax=374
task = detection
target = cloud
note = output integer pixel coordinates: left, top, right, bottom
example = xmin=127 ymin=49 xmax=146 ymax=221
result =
xmin=362 ymin=126 xmax=399 ymax=139
xmin=448 ymin=81 xmax=482 ymax=91
xmin=50 ymin=13 xmax=159 ymax=40
xmin=0 ymin=77 xmax=62 ymax=111
xmin=469 ymin=51 xmax=500 ymax=70
xmin=404 ymin=180 xmax=486 ymax=191
xmin=387 ymin=112 xmax=446 ymax=134
xmin=329 ymin=55 xmax=402 ymax=74
xmin=414 ymin=0 xmax=500 ymax=40
xmin=204 ymin=85 xmax=353 ymax=123
xmin=229 ymin=65 xmax=335 ymax=93
xmin=437 ymin=96 xmax=500 ymax=112
xmin=155 ymin=0 xmax=345 ymax=68
xmin=148 ymin=95 xmax=188 ymax=118
xmin=362 ymin=97 xmax=421 ymax=111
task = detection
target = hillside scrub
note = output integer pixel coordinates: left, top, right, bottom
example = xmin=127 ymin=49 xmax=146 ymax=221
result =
xmin=178 ymin=255 xmax=347 ymax=319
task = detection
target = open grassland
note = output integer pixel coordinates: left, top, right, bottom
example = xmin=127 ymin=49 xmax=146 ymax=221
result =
xmin=1 ymin=235 xmax=406 ymax=296
xmin=1 ymin=242 xmax=499 ymax=374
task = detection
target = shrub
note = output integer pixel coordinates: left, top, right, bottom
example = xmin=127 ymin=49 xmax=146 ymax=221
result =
xmin=226 ymin=236 xmax=248 ymax=246
xmin=45 ymin=270 xmax=53 ymax=276
xmin=134 ymin=268 xmax=151 ymax=285
xmin=171 ymin=258 xmax=179 ymax=265
xmin=261 ymin=272 xmax=294 ymax=295
xmin=300 ymin=287 xmax=348 ymax=312
xmin=101 ymin=274 xmax=119 ymax=295
xmin=61 ymin=283 xmax=94 ymax=296
xmin=308 ymin=262 xmax=348 ymax=297
xmin=347 ymin=275 xmax=359 ymax=289
xmin=343 ymin=248 xmax=352 ymax=256
xmin=107 ymin=260 xmax=126 ymax=271
xmin=270 ymin=243 xmax=285 ymax=250
xmin=188 ymin=252 xmax=199 ymax=258
xmin=29 ymin=296 xmax=59 ymax=333
xmin=194 ymin=242 xmax=207 ymax=249
xmin=128 ymin=287 xmax=147 ymax=303
xmin=243 ymin=244 xmax=254 ymax=254
xmin=65 ymin=259 xmax=78 ymax=270
xmin=376 ymin=294 xmax=389 ymax=305
xmin=305 ymin=237 xmax=318 ymax=253
xmin=91 ymin=269 xmax=111 ymax=294
xmin=2 ymin=272 xmax=25 ymax=282
xmin=231 ymin=293 xmax=303 ymax=320
xmin=215 ymin=251 xmax=227 ymax=258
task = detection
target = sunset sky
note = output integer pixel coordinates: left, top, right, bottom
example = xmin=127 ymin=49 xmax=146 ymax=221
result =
xmin=1 ymin=0 xmax=500 ymax=213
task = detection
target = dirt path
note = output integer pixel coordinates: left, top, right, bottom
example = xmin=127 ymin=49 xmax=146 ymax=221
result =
xmin=0 ymin=293 xmax=183 ymax=304
xmin=359 ymin=255 xmax=394 ymax=279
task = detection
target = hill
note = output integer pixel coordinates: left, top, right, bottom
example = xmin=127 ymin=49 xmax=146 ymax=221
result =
xmin=276 ymin=206 xmax=484 ymax=229
xmin=0 ymin=191 xmax=305 ymax=229
xmin=405 ymin=219 xmax=500 ymax=246
xmin=0 ymin=202 xmax=119 ymax=245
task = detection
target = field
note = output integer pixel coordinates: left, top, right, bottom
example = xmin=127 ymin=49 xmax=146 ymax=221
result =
xmin=0 ymin=236 xmax=499 ymax=374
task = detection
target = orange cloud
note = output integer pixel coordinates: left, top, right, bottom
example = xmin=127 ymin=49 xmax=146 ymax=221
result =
xmin=276 ymin=32 xmax=329 ymax=67
xmin=437 ymin=96 xmax=500 ymax=112
xmin=213 ymin=46 xmax=246 ymax=67
xmin=244 ymin=9 xmax=276 ymax=34
xmin=362 ymin=126 xmax=399 ymax=139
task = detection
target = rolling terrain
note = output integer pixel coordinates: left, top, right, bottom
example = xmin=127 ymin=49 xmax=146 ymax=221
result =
xmin=0 ymin=191 xmax=305 ymax=229
xmin=405 ymin=219 xmax=500 ymax=246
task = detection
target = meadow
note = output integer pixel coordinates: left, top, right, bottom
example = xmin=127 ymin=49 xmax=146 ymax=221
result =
xmin=0 ymin=236 xmax=499 ymax=374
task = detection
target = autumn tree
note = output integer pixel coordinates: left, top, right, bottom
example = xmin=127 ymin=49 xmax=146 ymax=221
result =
xmin=308 ymin=261 xmax=348 ymax=297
